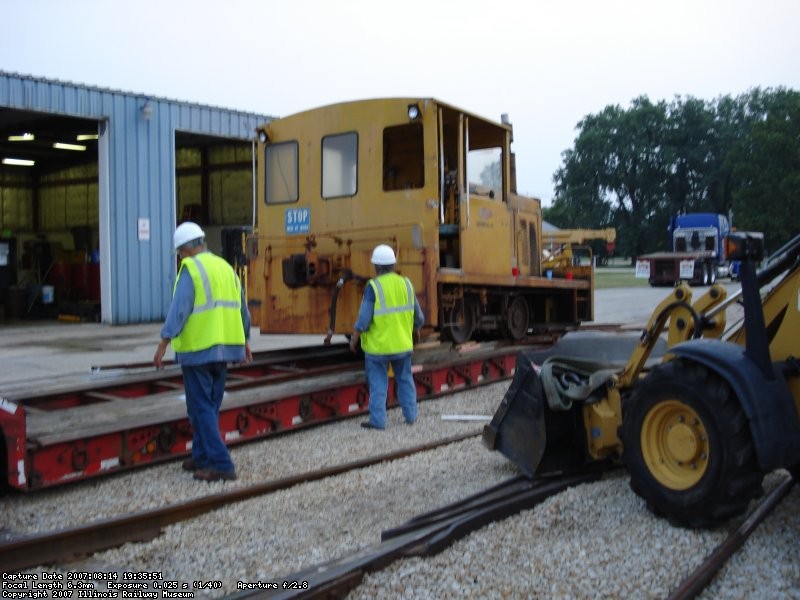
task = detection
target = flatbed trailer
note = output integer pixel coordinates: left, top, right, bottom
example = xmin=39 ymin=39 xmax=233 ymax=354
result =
xmin=0 ymin=342 xmax=526 ymax=491
xmin=635 ymin=250 xmax=718 ymax=286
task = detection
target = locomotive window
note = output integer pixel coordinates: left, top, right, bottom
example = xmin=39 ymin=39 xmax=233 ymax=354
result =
xmin=383 ymin=123 xmax=424 ymax=191
xmin=468 ymin=147 xmax=502 ymax=199
xmin=265 ymin=141 xmax=299 ymax=204
xmin=322 ymin=132 xmax=358 ymax=199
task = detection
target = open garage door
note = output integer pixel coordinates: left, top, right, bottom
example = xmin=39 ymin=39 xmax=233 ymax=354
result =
xmin=0 ymin=109 xmax=104 ymax=323
xmin=174 ymin=131 xmax=255 ymax=283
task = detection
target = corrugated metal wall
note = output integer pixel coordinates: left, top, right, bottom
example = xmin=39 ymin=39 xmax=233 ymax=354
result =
xmin=0 ymin=71 xmax=271 ymax=324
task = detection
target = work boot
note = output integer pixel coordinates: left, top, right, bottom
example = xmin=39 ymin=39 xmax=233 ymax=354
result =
xmin=193 ymin=468 xmax=237 ymax=482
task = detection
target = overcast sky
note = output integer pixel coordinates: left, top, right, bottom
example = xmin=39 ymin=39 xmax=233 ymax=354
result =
xmin=2 ymin=0 xmax=798 ymax=205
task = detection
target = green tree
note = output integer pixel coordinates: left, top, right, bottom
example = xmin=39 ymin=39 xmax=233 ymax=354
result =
xmin=547 ymin=88 xmax=800 ymax=257
xmin=479 ymin=159 xmax=502 ymax=192
xmin=729 ymin=88 xmax=800 ymax=251
xmin=549 ymin=97 xmax=671 ymax=259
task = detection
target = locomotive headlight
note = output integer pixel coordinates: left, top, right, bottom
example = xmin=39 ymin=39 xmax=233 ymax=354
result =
xmin=407 ymin=104 xmax=420 ymax=120
xmin=257 ymin=130 xmax=268 ymax=143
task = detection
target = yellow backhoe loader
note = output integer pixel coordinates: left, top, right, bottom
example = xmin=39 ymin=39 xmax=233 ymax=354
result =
xmin=484 ymin=231 xmax=800 ymax=527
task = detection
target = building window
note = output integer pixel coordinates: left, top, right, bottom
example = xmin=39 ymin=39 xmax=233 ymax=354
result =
xmin=265 ymin=141 xmax=299 ymax=204
xmin=322 ymin=132 xmax=357 ymax=199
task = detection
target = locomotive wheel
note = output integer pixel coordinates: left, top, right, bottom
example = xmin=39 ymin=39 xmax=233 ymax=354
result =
xmin=504 ymin=296 xmax=530 ymax=341
xmin=446 ymin=298 xmax=475 ymax=344
xmin=620 ymin=358 xmax=764 ymax=528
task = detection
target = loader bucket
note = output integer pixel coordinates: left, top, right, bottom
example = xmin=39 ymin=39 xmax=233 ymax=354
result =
xmin=483 ymin=350 xmax=591 ymax=477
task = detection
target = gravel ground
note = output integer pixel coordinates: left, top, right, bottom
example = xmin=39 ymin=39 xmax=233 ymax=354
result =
xmin=3 ymin=380 xmax=798 ymax=599
xmin=351 ymin=471 xmax=799 ymax=599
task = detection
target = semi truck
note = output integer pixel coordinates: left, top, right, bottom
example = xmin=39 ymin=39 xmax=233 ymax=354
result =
xmin=635 ymin=212 xmax=734 ymax=286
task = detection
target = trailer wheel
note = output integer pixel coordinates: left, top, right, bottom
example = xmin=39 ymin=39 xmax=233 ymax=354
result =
xmin=620 ymin=358 xmax=764 ymax=528
xmin=698 ymin=262 xmax=715 ymax=286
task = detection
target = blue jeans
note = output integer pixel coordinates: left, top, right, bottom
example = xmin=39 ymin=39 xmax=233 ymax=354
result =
xmin=182 ymin=363 xmax=235 ymax=473
xmin=364 ymin=352 xmax=417 ymax=428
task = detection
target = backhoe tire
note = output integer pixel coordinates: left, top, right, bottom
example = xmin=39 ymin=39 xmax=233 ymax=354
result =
xmin=620 ymin=358 xmax=764 ymax=528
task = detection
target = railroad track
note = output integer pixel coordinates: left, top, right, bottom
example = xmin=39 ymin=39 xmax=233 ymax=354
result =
xmin=241 ymin=471 xmax=606 ymax=599
xmin=0 ymin=431 xmax=482 ymax=572
xmin=667 ymin=473 xmax=797 ymax=600
xmin=1 ymin=428 xmax=794 ymax=598
xmin=232 ymin=471 xmax=796 ymax=600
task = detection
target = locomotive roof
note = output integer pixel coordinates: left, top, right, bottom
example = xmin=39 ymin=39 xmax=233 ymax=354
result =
xmin=272 ymin=97 xmax=513 ymax=132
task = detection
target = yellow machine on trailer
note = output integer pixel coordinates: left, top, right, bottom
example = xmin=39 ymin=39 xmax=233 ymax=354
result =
xmin=485 ymin=232 xmax=800 ymax=527
xmin=541 ymin=227 xmax=617 ymax=274
xmin=247 ymin=98 xmax=594 ymax=344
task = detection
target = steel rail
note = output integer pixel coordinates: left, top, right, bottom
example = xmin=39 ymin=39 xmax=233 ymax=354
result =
xmin=667 ymin=473 xmax=797 ymax=600
xmin=89 ymin=343 xmax=354 ymax=374
xmin=0 ymin=431 xmax=480 ymax=572
xmin=227 ymin=470 xmax=605 ymax=599
xmin=1 ymin=344 xmax=356 ymax=403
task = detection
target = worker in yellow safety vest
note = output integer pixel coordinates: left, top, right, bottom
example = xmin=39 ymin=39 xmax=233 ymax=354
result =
xmin=349 ymin=244 xmax=424 ymax=430
xmin=154 ymin=221 xmax=252 ymax=481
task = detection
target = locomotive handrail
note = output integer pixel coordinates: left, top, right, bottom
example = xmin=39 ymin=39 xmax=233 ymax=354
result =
xmin=439 ymin=107 xmax=445 ymax=225
xmin=465 ymin=115 xmax=470 ymax=227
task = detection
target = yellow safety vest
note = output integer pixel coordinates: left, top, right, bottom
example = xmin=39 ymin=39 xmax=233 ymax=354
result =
xmin=360 ymin=273 xmax=415 ymax=355
xmin=171 ymin=252 xmax=245 ymax=353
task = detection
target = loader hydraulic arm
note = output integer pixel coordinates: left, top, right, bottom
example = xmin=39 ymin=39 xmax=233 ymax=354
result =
xmin=584 ymin=282 xmax=729 ymax=461
xmin=615 ymin=283 xmax=728 ymax=388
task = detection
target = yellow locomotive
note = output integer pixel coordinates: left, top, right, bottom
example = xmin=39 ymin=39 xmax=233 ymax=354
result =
xmin=247 ymin=98 xmax=593 ymax=343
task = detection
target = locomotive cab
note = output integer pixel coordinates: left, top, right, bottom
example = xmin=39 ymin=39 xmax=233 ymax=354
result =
xmin=248 ymin=98 xmax=593 ymax=343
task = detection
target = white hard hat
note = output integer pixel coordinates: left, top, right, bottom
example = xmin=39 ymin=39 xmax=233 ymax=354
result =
xmin=371 ymin=244 xmax=396 ymax=265
xmin=173 ymin=222 xmax=205 ymax=249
